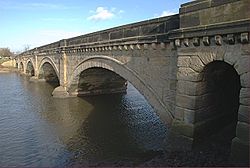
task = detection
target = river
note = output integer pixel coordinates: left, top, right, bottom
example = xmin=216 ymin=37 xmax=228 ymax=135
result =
xmin=0 ymin=72 xmax=242 ymax=167
xmin=0 ymin=72 xmax=167 ymax=167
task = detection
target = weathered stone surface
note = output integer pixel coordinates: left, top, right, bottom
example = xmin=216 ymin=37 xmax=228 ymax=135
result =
xmin=180 ymin=0 xmax=250 ymax=28
xmin=174 ymin=106 xmax=185 ymax=121
xmin=177 ymin=56 xmax=190 ymax=67
xmin=52 ymin=86 xmax=69 ymax=98
xmin=236 ymin=122 xmax=249 ymax=144
xmin=16 ymin=0 xmax=250 ymax=162
xmin=177 ymin=80 xmax=207 ymax=96
xmin=238 ymin=105 xmax=250 ymax=123
xmin=240 ymin=97 xmax=250 ymax=106
xmin=197 ymin=51 xmax=216 ymax=66
xmin=234 ymin=56 xmax=250 ymax=75
xmin=240 ymin=88 xmax=250 ymax=98
xmin=240 ymin=72 xmax=250 ymax=88
xmin=177 ymin=67 xmax=202 ymax=82
xmin=183 ymin=108 xmax=195 ymax=124
xmin=176 ymin=93 xmax=213 ymax=110
xmin=241 ymin=43 xmax=250 ymax=55
xmin=189 ymin=56 xmax=204 ymax=72
xmin=223 ymin=45 xmax=240 ymax=65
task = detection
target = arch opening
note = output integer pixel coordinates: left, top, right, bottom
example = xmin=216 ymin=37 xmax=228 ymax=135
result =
xmin=39 ymin=62 xmax=59 ymax=86
xmin=26 ymin=61 xmax=35 ymax=76
xmin=19 ymin=62 xmax=24 ymax=72
xmin=194 ymin=60 xmax=241 ymax=143
xmin=69 ymin=67 xmax=127 ymax=96
xmin=68 ymin=57 xmax=173 ymax=125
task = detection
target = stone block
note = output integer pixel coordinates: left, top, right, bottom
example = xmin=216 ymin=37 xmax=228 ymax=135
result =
xmin=190 ymin=56 xmax=205 ymax=72
xmin=174 ymin=106 xmax=184 ymax=120
xmin=238 ymin=105 xmax=250 ymax=123
xmin=180 ymin=13 xmax=200 ymax=28
xmin=177 ymin=56 xmax=190 ymax=67
xmin=176 ymin=80 xmax=207 ymax=96
xmin=176 ymin=94 xmax=196 ymax=110
xmin=110 ymin=30 xmax=123 ymax=40
xmin=139 ymin=23 xmax=165 ymax=36
xmin=124 ymin=27 xmax=139 ymax=38
xmin=180 ymin=0 xmax=211 ymax=14
xmin=197 ymin=51 xmax=216 ymax=66
xmin=240 ymin=72 xmax=250 ymax=88
xmin=176 ymin=93 xmax=214 ymax=110
xmin=177 ymin=67 xmax=202 ymax=82
xmin=183 ymin=109 xmax=195 ymax=124
xmin=239 ymin=97 xmax=250 ymax=106
xmin=241 ymin=43 xmax=250 ymax=55
xmin=224 ymin=45 xmax=240 ymax=65
xmin=234 ymin=56 xmax=250 ymax=75
xmin=211 ymin=0 xmax=239 ymax=7
xmin=240 ymin=88 xmax=250 ymax=98
xmin=236 ymin=122 xmax=249 ymax=144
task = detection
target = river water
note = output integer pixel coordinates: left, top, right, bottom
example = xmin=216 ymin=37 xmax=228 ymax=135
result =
xmin=0 ymin=72 xmax=167 ymax=167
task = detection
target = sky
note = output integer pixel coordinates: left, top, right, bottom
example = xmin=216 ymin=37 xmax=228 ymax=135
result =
xmin=0 ymin=0 xmax=188 ymax=52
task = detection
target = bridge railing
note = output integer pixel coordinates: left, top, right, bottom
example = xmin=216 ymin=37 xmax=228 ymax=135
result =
xmin=18 ymin=14 xmax=179 ymax=56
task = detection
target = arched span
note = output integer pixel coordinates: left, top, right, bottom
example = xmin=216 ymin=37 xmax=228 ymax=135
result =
xmin=26 ymin=60 xmax=35 ymax=76
xmin=68 ymin=56 xmax=174 ymax=125
xmin=38 ymin=57 xmax=59 ymax=79
xmin=19 ymin=61 xmax=24 ymax=72
xmin=26 ymin=58 xmax=35 ymax=70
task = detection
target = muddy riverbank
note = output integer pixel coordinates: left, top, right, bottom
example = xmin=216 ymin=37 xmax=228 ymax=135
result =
xmin=0 ymin=65 xmax=18 ymax=73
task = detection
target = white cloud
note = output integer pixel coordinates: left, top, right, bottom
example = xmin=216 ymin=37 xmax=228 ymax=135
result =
xmin=156 ymin=10 xmax=177 ymax=18
xmin=87 ymin=7 xmax=121 ymax=21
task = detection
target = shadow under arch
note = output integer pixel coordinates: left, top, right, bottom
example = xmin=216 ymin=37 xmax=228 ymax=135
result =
xmin=19 ymin=62 xmax=24 ymax=72
xmin=38 ymin=57 xmax=60 ymax=87
xmin=26 ymin=60 xmax=35 ymax=76
xmin=194 ymin=60 xmax=241 ymax=144
xmin=38 ymin=57 xmax=59 ymax=78
xmin=67 ymin=56 xmax=173 ymax=125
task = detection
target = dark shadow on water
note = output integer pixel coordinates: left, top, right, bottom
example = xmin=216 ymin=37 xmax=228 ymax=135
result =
xmin=65 ymin=91 xmax=167 ymax=167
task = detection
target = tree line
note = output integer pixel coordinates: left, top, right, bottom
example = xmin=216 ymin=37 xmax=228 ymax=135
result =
xmin=0 ymin=48 xmax=14 ymax=58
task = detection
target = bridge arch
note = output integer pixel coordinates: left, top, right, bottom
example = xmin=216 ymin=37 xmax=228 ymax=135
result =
xmin=68 ymin=56 xmax=173 ymax=125
xmin=26 ymin=59 xmax=35 ymax=76
xmin=19 ymin=61 xmax=24 ymax=72
xmin=176 ymin=50 xmax=247 ymax=147
xmin=195 ymin=60 xmax=241 ymax=139
xmin=38 ymin=57 xmax=59 ymax=78
xmin=38 ymin=57 xmax=60 ymax=84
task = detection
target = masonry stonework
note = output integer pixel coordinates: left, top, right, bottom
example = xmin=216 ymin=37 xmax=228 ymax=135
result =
xmin=16 ymin=0 xmax=249 ymax=164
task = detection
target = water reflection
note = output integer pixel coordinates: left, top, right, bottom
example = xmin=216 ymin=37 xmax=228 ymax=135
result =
xmin=0 ymin=73 xmax=167 ymax=167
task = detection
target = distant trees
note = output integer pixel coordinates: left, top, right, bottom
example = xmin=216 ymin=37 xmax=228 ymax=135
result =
xmin=0 ymin=48 xmax=14 ymax=58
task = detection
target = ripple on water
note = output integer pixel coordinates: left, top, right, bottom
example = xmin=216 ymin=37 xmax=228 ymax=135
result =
xmin=0 ymin=73 xmax=168 ymax=167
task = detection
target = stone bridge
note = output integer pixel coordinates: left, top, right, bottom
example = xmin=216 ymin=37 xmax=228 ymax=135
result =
xmin=16 ymin=0 xmax=249 ymax=164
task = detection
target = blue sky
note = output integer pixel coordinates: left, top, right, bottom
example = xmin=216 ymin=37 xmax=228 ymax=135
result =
xmin=0 ymin=0 xmax=187 ymax=52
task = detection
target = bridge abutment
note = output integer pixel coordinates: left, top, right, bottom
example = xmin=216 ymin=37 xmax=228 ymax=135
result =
xmin=170 ymin=0 xmax=249 ymax=164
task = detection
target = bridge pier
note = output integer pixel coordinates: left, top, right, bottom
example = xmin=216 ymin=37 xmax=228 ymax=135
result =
xmin=52 ymin=86 xmax=69 ymax=98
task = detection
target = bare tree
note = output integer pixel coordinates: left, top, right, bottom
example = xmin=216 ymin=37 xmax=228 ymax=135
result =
xmin=23 ymin=44 xmax=31 ymax=52
xmin=0 ymin=48 xmax=14 ymax=58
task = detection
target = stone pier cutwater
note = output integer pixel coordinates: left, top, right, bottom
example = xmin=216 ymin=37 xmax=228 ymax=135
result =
xmin=16 ymin=0 xmax=249 ymax=164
